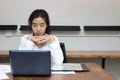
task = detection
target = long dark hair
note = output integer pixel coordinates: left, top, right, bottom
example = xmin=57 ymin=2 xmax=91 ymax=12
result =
xmin=28 ymin=9 xmax=51 ymax=34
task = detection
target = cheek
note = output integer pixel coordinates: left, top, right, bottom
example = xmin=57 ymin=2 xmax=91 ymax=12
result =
xmin=43 ymin=27 xmax=47 ymax=32
xmin=32 ymin=27 xmax=37 ymax=32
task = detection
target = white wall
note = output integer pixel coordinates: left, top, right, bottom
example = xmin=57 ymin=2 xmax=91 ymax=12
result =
xmin=0 ymin=0 xmax=120 ymax=51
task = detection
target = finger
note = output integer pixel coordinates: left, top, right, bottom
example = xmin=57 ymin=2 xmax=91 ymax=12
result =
xmin=38 ymin=39 xmax=47 ymax=44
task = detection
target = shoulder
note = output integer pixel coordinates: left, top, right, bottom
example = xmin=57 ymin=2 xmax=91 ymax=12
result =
xmin=46 ymin=34 xmax=59 ymax=42
xmin=51 ymin=35 xmax=60 ymax=42
xmin=50 ymin=35 xmax=58 ymax=40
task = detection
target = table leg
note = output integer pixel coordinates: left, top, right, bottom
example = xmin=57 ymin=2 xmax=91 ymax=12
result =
xmin=102 ymin=58 xmax=106 ymax=69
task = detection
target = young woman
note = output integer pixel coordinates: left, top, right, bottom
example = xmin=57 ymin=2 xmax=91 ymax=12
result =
xmin=19 ymin=9 xmax=63 ymax=65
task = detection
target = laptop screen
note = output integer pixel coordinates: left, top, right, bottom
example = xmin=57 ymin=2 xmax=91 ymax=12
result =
xmin=9 ymin=50 xmax=51 ymax=76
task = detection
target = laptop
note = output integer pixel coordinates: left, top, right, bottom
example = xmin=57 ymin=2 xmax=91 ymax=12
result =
xmin=9 ymin=50 xmax=51 ymax=76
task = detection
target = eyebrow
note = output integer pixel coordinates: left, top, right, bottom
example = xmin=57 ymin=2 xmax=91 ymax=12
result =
xmin=32 ymin=23 xmax=45 ymax=25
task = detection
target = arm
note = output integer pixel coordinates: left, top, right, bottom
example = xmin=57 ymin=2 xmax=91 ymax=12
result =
xmin=49 ymin=36 xmax=64 ymax=65
xmin=19 ymin=35 xmax=64 ymax=65
xmin=18 ymin=35 xmax=35 ymax=50
xmin=19 ymin=35 xmax=54 ymax=50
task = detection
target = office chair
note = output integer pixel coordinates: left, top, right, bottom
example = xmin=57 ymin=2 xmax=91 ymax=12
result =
xmin=60 ymin=42 xmax=67 ymax=63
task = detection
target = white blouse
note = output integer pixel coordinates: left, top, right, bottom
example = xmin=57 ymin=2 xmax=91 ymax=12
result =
xmin=18 ymin=35 xmax=64 ymax=65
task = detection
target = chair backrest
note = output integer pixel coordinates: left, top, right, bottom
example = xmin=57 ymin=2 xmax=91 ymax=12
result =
xmin=60 ymin=42 xmax=67 ymax=63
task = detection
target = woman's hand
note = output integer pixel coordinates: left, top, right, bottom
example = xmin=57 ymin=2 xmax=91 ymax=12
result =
xmin=27 ymin=35 xmax=55 ymax=45
xmin=36 ymin=35 xmax=55 ymax=44
xmin=27 ymin=36 xmax=39 ymax=42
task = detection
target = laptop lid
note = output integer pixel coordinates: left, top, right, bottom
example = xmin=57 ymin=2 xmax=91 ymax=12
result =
xmin=9 ymin=50 xmax=51 ymax=76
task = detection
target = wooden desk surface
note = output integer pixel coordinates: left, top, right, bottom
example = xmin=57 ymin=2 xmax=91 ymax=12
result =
xmin=0 ymin=51 xmax=9 ymax=57
xmin=6 ymin=63 xmax=116 ymax=80
xmin=67 ymin=51 xmax=120 ymax=58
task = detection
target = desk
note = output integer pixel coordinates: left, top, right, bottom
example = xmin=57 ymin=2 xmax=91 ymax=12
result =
xmin=5 ymin=63 xmax=116 ymax=80
xmin=0 ymin=51 xmax=9 ymax=57
xmin=67 ymin=51 xmax=120 ymax=69
xmin=1 ymin=51 xmax=120 ymax=69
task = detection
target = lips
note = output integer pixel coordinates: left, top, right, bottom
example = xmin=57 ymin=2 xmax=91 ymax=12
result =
xmin=36 ymin=33 xmax=42 ymax=36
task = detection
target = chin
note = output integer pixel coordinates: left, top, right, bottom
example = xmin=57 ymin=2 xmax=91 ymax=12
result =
xmin=37 ymin=34 xmax=42 ymax=36
xmin=37 ymin=34 xmax=44 ymax=36
xmin=34 ymin=32 xmax=45 ymax=36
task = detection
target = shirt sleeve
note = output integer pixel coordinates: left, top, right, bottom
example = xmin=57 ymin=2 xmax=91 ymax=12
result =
xmin=18 ymin=35 xmax=35 ymax=50
xmin=49 ymin=36 xmax=64 ymax=65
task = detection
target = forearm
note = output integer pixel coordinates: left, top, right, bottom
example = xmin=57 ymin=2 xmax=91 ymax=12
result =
xmin=50 ymin=40 xmax=64 ymax=65
xmin=19 ymin=39 xmax=34 ymax=50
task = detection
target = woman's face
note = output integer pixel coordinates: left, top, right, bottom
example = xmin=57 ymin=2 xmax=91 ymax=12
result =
xmin=32 ymin=17 xmax=47 ymax=36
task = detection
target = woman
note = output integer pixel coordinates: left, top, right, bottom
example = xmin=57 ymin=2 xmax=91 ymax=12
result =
xmin=19 ymin=9 xmax=63 ymax=65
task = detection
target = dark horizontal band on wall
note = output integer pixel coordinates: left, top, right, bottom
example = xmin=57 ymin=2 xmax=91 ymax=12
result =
xmin=20 ymin=25 xmax=81 ymax=31
xmin=51 ymin=25 xmax=80 ymax=31
xmin=0 ymin=25 xmax=17 ymax=30
xmin=20 ymin=25 xmax=31 ymax=30
xmin=84 ymin=26 xmax=120 ymax=31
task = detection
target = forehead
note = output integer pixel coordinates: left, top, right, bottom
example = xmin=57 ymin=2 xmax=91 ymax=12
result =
xmin=32 ymin=17 xmax=45 ymax=23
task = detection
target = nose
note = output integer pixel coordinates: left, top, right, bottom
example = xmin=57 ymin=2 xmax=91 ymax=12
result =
xmin=37 ymin=26 xmax=41 ymax=31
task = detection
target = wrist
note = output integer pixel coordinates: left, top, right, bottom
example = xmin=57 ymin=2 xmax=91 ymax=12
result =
xmin=27 ymin=36 xmax=33 ymax=41
xmin=49 ymin=36 xmax=55 ymax=43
